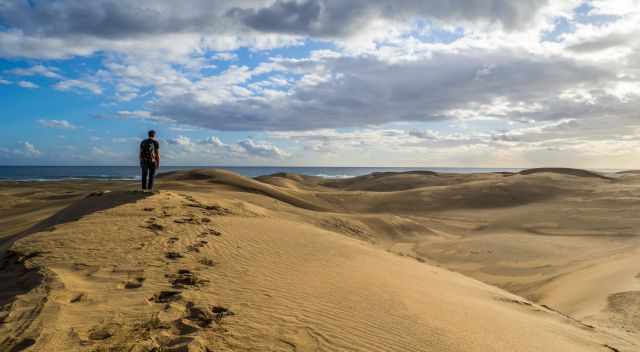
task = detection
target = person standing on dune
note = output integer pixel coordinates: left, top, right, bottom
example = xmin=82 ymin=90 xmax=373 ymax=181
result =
xmin=140 ymin=130 xmax=160 ymax=192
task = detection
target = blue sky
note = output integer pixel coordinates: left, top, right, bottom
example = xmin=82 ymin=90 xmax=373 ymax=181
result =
xmin=1 ymin=1 xmax=639 ymax=167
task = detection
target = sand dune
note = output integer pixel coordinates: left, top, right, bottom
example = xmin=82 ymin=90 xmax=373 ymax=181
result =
xmin=1 ymin=169 xmax=639 ymax=351
xmin=518 ymin=167 xmax=613 ymax=180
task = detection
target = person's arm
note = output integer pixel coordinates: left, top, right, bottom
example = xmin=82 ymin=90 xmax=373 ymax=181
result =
xmin=139 ymin=142 xmax=143 ymax=162
xmin=155 ymin=141 xmax=160 ymax=167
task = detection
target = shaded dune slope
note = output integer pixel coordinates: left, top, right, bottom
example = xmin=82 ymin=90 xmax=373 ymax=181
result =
xmin=159 ymin=169 xmax=332 ymax=211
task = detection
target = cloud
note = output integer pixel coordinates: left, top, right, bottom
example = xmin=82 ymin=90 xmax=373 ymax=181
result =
xmin=211 ymin=52 xmax=239 ymax=61
xmin=162 ymin=134 xmax=289 ymax=161
xmin=237 ymin=138 xmax=289 ymax=159
xmin=17 ymin=142 xmax=42 ymax=157
xmin=38 ymin=119 xmax=78 ymax=129
xmin=267 ymin=118 xmax=640 ymax=167
xmin=54 ymin=79 xmax=103 ymax=94
xmin=17 ymin=80 xmax=38 ymax=89
xmin=0 ymin=1 xmax=301 ymax=60
xmin=1 ymin=1 xmax=640 ymax=167
xmin=115 ymin=110 xmax=174 ymax=123
xmin=0 ymin=78 xmax=10 ymax=84
xmin=228 ymin=0 xmax=556 ymax=38
xmin=0 ymin=0 xmax=571 ymax=61
xmin=7 ymin=64 xmax=62 ymax=78
xmin=199 ymin=136 xmax=225 ymax=147
xmin=23 ymin=142 xmax=42 ymax=157
xmin=167 ymin=135 xmax=196 ymax=151
xmin=0 ymin=142 xmax=42 ymax=159
xmin=152 ymin=48 xmax=618 ymax=131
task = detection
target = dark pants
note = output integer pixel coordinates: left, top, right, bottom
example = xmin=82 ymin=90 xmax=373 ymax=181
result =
xmin=141 ymin=163 xmax=156 ymax=190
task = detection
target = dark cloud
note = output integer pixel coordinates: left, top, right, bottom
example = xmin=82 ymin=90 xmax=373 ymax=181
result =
xmin=1 ymin=0 xmax=551 ymax=43
xmin=0 ymin=0 xmax=230 ymax=39
xmin=566 ymin=33 xmax=632 ymax=52
xmin=229 ymin=0 xmax=552 ymax=37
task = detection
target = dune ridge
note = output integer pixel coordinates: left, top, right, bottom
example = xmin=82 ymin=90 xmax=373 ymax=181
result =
xmin=518 ymin=167 xmax=613 ymax=180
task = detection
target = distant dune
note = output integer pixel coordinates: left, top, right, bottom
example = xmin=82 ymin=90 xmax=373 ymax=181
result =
xmin=518 ymin=167 xmax=613 ymax=180
xmin=0 ymin=168 xmax=638 ymax=351
xmin=616 ymin=170 xmax=640 ymax=175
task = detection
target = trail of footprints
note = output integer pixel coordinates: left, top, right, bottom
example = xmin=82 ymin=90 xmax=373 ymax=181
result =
xmin=88 ymin=193 xmax=234 ymax=351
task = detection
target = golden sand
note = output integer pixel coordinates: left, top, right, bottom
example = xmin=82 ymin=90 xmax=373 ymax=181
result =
xmin=1 ymin=168 xmax=638 ymax=351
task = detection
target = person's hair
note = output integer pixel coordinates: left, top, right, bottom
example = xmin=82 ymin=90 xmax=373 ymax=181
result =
xmin=148 ymin=130 xmax=156 ymax=138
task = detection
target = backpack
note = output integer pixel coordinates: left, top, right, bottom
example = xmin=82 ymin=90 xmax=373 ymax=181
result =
xmin=140 ymin=139 xmax=156 ymax=164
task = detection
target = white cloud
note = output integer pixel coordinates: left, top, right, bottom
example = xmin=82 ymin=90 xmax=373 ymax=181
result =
xmin=212 ymin=52 xmax=239 ymax=61
xmin=8 ymin=65 xmax=62 ymax=79
xmin=54 ymin=79 xmax=103 ymax=95
xmin=199 ymin=136 xmax=225 ymax=147
xmin=0 ymin=142 xmax=42 ymax=159
xmin=160 ymin=134 xmax=289 ymax=162
xmin=167 ymin=135 xmax=196 ymax=152
xmin=0 ymin=78 xmax=10 ymax=85
xmin=17 ymin=142 xmax=42 ymax=158
xmin=114 ymin=83 xmax=140 ymax=101
xmin=17 ymin=80 xmax=38 ymax=89
xmin=38 ymin=119 xmax=78 ymax=129
xmin=237 ymin=139 xmax=289 ymax=159
xmin=116 ymin=110 xmax=174 ymax=123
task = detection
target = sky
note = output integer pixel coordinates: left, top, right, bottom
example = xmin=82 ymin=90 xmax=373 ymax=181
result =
xmin=0 ymin=0 xmax=639 ymax=167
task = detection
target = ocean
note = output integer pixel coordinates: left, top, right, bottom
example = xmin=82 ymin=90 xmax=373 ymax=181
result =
xmin=0 ymin=166 xmax=526 ymax=181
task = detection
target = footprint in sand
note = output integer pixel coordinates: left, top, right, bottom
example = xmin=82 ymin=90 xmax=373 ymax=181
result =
xmin=122 ymin=277 xmax=145 ymax=289
xmin=198 ymin=258 xmax=216 ymax=267
xmin=165 ymin=252 xmax=184 ymax=260
xmin=166 ymin=237 xmax=179 ymax=245
xmin=178 ymin=302 xmax=235 ymax=328
xmin=186 ymin=201 xmax=233 ymax=216
xmin=69 ymin=292 xmax=86 ymax=303
xmin=185 ymin=302 xmax=215 ymax=327
xmin=168 ymin=269 xmax=208 ymax=288
xmin=149 ymin=290 xmax=182 ymax=303
xmin=172 ymin=318 xmax=200 ymax=335
xmin=88 ymin=323 xmax=119 ymax=340
xmin=211 ymin=306 xmax=234 ymax=321
xmin=186 ymin=240 xmax=208 ymax=253
xmin=155 ymin=336 xmax=204 ymax=352
xmin=173 ymin=217 xmax=193 ymax=224
xmin=199 ymin=228 xmax=222 ymax=237
xmin=146 ymin=223 xmax=165 ymax=233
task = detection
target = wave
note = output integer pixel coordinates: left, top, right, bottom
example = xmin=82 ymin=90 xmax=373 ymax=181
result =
xmin=313 ymin=174 xmax=354 ymax=179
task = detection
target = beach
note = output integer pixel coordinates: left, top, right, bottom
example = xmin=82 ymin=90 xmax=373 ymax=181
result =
xmin=1 ymin=168 xmax=639 ymax=351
